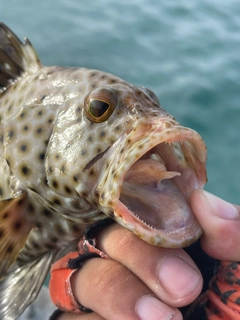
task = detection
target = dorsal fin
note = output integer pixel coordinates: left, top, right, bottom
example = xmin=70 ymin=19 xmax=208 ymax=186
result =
xmin=0 ymin=23 xmax=41 ymax=92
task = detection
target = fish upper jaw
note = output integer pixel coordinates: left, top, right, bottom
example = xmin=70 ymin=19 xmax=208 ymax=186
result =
xmin=94 ymin=118 xmax=207 ymax=248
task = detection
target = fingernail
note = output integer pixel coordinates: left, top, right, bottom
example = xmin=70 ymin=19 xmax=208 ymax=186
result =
xmin=203 ymin=190 xmax=238 ymax=220
xmin=136 ymin=295 xmax=175 ymax=320
xmin=158 ymin=255 xmax=201 ymax=298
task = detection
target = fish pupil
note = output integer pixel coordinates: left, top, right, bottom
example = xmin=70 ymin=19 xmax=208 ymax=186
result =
xmin=89 ymin=99 xmax=109 ymax=118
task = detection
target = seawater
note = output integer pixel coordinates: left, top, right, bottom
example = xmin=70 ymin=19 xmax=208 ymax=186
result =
xmin=1 ymin=0 xmax=239 ymax=203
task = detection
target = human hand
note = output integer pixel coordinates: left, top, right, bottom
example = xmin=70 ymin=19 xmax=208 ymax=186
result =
xmin=55 ymin=190 xmax=240 ymax=320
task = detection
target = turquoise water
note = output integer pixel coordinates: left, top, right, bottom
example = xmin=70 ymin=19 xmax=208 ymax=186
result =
xmin=1 ymin=0 xmax=239 ymax=203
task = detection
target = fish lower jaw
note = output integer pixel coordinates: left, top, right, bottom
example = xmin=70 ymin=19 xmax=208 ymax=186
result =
xmin=112 ymin=199 xmax=203 ymax=248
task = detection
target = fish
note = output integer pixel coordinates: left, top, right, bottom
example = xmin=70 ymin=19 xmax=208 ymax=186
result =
xmin=0 ymin=22 xmax=207 ymax=319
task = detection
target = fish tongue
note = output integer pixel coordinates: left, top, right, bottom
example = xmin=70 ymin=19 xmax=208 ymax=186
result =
xmin=120 ymin=159 xmax=192 ymax=231
xmin=124 ymin=158 xmax=180 ymax=186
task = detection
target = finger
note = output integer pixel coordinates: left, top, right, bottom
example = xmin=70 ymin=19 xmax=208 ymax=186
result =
xmin=96 ymin=223 xmax=202 ymax=308
xmin=58 ymin=311 xmax=105 ymax=320
xmin=191 ymin=189 xmax=240 ymax=260
xmin=70 ymin=257 xmax=183 ymax=320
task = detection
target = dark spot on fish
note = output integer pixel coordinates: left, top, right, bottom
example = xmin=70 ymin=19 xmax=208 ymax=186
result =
xmin=127 ymin=139 xmax=131 ymax=144
xmin=23 ymin=125 xmax=29 ymax=131
xmin=73 ymin=174 xmax=79 ymax=182
xmin=88 ymin=136 xmax=93 ymax=142
xmin=75 ymin=106 xmax=81 ymax=113
xmin=52 ymin=198 xmax=61 ymax=206
xmin=71 ymin=200 xmax=82 ymax=210
xmin=81 ymin=149 xmax=87 ymax=156
xmin=55 ymin=224 xmax=65 ymax=235
xmin=7 ymin=244 xmax=14 ymax=253
xmin=138 ymin=144 xmax=143 ymax=149
xmin=61 ymin=165 xmax=66 ymax=173
xmin=36 ymin=127 xmax=43 ymax=134
xmin=21 ymin=165 xmax=30 ymax=176
xmin=50 ymin=236 xmax=58 ymax=243
xmin=48 ymin=118 xmax=53 ymax=124
xmin=31 ymin=241 xmax=40 ymax=249
xmin=28 ymin=203 xmax=35 ymax=214
xmin=55 ymin=153 xmax=60 ymax=159
xmin=2 ymin=212 xmax=9 ymax=219
xmin=90 ymin=72 xmax=96 ymax=78
xmin=20 ymin=112 xmax=26 ymax=118
xmin=38 ymin=153 xmax=45 ymax=161
xmin=13 ymin=221 xmax=22 ymax=230
xmin=44 ymin=139 xmax=49 ymax=146
xmin=120 ymin=148 xmax=124 ymax=154
xmin=100 ymin=131 xmax=106 ymax=138
xmin=0 ymin=228 xmax=4 ymax=237
xmin=43 ymin=209 xmax=52 ymax=217
xmin=81 ymin=191 xmax=87 ymax=197
xmin=64 ymin=185 xmax=72 ymax=194
xmin=101 ymin=192 xmax=105 ymax=200
xmin=94 ymin=190 xmax=100 ymax=197
xmin=91 ymin=83 xmax=96 ymax=89
xmin=114 ymin=125 xmax=120 ymax=131
xmin=89 ymin=168 xmax=95 ymax=176
xmin=101 ymin=75 xmax=106 ymax=79
xmin=35 ymin=222 xmax=42 ymax=229
xmin=20 ymin=144 xmax=27 ymax=152
xmin=97 ymin=148 xmax=102 ymax=153
xmin=0 ymin=186 xmax=3 ymax=197
xmin=110 ymin=79 xmax=116 ymax=83
xmin=45 ymin=243 xmax=56 ymax=250
xmin=8 ymin=130 xmax=14 ymax=139
xmin=17 ymin=198 xmax=24 ymax=206
xmin=52 ymin=180 xmax=59 ymax=189
xmin=71 ymin=224 xmax=81 ymax=233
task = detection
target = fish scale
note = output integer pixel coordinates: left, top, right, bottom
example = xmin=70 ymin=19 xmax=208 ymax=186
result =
xmin=0 ymin=23 xmax=207 ymax=319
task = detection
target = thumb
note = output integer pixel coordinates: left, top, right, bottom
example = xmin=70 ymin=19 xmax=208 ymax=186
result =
xmin=190 ymin=189 xmax=240 ymax=261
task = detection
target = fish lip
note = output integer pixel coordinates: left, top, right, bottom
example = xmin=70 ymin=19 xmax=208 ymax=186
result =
xmin=96 ymin=120 xmax=207 ymax=248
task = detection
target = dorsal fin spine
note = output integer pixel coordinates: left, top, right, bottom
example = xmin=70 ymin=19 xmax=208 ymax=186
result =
xmin=0 ymin=23 xmax=41 ymax=92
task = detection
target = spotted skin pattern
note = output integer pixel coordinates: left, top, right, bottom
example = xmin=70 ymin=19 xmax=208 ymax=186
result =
xmin=0 ymin=23 xmax=208 ymax=319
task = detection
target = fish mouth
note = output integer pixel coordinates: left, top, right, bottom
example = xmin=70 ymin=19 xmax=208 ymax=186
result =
xmin=97 ymin=119 xmax=207 ymax=248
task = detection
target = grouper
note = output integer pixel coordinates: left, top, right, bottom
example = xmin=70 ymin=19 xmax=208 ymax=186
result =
xmin=0 ymin=23 xmax=206 ymax=319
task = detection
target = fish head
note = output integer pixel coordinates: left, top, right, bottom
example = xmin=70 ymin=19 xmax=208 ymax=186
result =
xmin=46 ymin=78 xmax=207 ymax=248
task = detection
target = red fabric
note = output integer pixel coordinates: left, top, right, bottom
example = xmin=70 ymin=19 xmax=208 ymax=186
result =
xmin=49 ymin=236 xmax=108 ymax=313
xmin=205 ymin=261 xmax=240 ymax=320
xmin=49 ymin=251 xmax=82 ymax=313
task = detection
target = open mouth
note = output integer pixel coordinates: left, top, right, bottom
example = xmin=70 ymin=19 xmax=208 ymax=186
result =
xmin=97 ymin=123 xmax=207 ymax=248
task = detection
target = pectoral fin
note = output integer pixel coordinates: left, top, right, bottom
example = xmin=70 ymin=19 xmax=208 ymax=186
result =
xmin=0 ymin=191 xmax=32 ymax=278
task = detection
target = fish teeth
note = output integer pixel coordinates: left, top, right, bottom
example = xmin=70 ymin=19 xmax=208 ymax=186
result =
xmin=150 ymin=152 xmax=165 ymax=165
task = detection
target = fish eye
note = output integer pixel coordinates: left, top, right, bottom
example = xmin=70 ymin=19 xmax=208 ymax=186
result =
xmin=84 ymin=88 xmax=117 ymax=123
xmin=89 ymin=99 xmax=110 ymax=118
